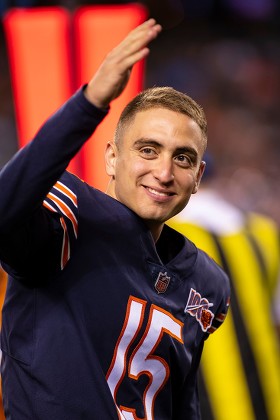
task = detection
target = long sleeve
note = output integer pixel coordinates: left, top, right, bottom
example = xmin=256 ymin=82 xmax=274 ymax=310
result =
xmin=0 ymin=87 xmax=108 ymax=278
xmin=0 ymin=87 xmax=107 ymax=234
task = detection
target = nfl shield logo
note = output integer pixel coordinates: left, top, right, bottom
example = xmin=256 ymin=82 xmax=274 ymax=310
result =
xmin=155 ymin=272 xmax=170 ymax=294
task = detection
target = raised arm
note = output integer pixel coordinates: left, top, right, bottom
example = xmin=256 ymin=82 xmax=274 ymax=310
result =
xmin=84 ymin=18 xmax=162 ymax=108
xmin=0 ymin=19 xmax=162 ymax=235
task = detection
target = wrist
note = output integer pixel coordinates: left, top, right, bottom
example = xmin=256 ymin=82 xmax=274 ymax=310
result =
xmin=83 ymin=84 xmax=109 ymax=110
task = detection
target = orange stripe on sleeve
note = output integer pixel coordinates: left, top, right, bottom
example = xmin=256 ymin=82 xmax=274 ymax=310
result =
xmin=59 ymin=216 xmax=70 ymax=269
xmin=54 ymin=181 xmax=78 ymax=207
xmin=43 ymin=200 xmax=57 ymax=213
xmin=43 ymin=199 xmax=70 ymax=269
xmin=46 ymin=192 xmax=78 ymax=237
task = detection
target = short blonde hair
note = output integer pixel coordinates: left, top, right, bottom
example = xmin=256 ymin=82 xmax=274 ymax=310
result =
xmin=114 ymin=86 xmax=207 ymax=148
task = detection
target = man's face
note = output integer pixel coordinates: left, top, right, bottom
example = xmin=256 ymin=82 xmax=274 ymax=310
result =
xmin=106 ymin=107 xmax=205 ymax=235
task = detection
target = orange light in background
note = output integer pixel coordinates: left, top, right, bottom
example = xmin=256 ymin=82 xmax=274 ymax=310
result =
xmin=3 ymin=7 xmax=73 ymax=145
xmin=4 ymin=4 xmax=147 ymax=188
xmin=74 ymin=4 xmax=147 ymax=190
xmin=3 ymin=7 xmax=80 ymax=174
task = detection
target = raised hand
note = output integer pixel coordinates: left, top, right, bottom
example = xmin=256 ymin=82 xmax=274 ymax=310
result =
xmin=84 ymin=18 xmax=162 ymax=109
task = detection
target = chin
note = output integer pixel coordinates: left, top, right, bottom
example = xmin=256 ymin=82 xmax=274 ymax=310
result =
xmin=141 ymin=213 xmax=170 ymax=225
xmin=136 ymin=203 xmax=180 ymax=225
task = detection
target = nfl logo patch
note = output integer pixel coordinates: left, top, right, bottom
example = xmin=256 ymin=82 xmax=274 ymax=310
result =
xmin=155 ymin=271 xmax=170 ymax=294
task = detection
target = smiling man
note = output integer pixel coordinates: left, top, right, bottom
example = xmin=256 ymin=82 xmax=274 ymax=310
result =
xmin=105 ymin=91 xmax=207 ymax=242
xmin=0 ymin=19 xmax=230 ymax=419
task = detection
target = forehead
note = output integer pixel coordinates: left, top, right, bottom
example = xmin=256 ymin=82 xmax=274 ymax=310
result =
xmin=122 ymin=107 xmax=205 ymax=153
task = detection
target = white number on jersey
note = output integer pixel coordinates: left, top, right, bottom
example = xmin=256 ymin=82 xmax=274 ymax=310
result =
xmin=106 ymin=296 xmax=184 ymax=420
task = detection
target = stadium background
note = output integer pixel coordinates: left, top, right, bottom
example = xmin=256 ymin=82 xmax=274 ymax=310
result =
xmin=0 ymin=1 xmax=279 ymax=419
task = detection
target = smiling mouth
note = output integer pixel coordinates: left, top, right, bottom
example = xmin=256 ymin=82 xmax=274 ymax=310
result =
xmin=145 ymin=187 xmax=175 ymax=197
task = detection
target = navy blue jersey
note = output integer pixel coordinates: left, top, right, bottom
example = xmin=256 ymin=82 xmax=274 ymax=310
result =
xmin=0 ymin=88 xmax=230 ymax=420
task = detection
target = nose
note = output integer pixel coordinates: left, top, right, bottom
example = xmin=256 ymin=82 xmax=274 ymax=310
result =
xmin=153 ymin=156 xmax=174 ymax=184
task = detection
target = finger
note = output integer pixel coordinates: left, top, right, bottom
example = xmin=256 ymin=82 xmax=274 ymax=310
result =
xmin=122 ymin=19 xmax=162 ymax=52
xmin=120 ymin=47 xmax=150 ymax=71
xmin=109 ymin=19 xmax=161 ymax=68
xmin=129 ymin=20 xmax=162 ymax=51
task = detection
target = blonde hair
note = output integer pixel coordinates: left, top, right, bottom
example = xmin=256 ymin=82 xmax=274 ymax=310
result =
xmin=114 ymin=86 xmax=207 ymax=148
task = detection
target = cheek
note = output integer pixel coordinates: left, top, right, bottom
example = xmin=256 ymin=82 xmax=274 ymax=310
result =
xmin=178 ymin=172 xmax=197 ymax=192
xmin=118 ymin=158 xmax=148 ymax=181
xmin=132 ymin=160 xmax=149 ymax=176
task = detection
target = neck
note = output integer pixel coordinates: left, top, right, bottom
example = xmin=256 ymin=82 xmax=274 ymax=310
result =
xmin=105 ymin=180 xmax=164 ymax=243
xmin=146 ymin=222 xmax=164 ymax=243
xmin=105 ymin=179 xmax=115 ymax=197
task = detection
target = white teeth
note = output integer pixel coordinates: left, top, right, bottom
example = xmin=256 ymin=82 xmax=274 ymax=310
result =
xmin=147 ymin=187 xmax=169 ymax=197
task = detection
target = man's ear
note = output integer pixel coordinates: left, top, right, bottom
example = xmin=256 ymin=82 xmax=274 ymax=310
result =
xmin=192 ymin=160 xmax=206 ymax=194
xmin=105 ymin=141 xmax=118 ymax=177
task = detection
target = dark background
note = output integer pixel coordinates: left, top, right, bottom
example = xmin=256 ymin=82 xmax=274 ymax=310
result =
xmin=1 ymin=0 xmax=280 ymax=224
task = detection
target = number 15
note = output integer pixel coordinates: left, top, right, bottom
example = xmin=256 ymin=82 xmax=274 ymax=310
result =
xmin=106 ymin=296 xmax=184 ymax=420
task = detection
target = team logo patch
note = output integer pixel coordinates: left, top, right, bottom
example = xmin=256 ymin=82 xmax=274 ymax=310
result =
xmin=184 ymin=288 xmax=214 ymax=332
xmin=154 ymin=271 xmax=170 ymax=294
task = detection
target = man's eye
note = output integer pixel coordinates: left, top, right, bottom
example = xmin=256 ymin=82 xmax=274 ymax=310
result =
xmin=140 ymin=148 xmax=156 ymax=156
xmin=175 ymin=155 xmax=191 ymax=166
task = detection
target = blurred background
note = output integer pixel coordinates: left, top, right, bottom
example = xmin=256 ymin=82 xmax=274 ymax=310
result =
xmin=0 ymin=0 xmax=280 ymax=224
xmin=0 ymin=2 xmax=279 ymax=420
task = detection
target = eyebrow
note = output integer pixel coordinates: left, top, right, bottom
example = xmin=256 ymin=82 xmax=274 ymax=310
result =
xmin=133 ymin=138 xmax=198 ymax=160
xmin=133 ymin=138 xmax=161 ymax=148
